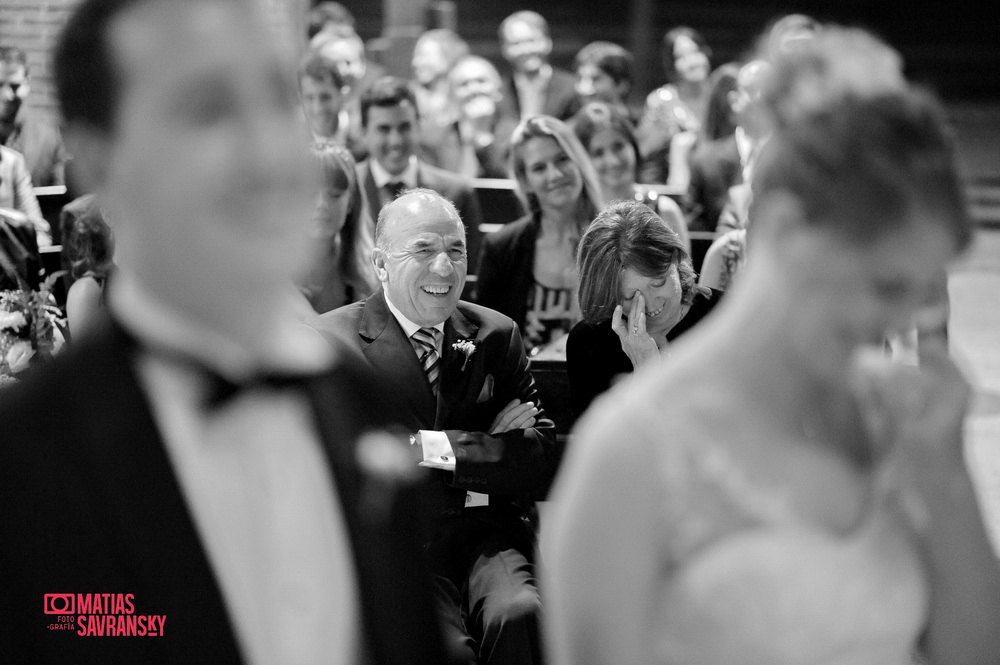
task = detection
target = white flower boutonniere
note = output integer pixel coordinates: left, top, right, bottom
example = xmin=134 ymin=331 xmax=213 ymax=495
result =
xmin=452 ymin=339 xmax=478 ymax=371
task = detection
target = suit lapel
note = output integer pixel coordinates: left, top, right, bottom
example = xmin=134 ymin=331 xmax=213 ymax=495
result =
xmin=358 ymin=291 xmax=438 ymax=426
xmin=73 ymin=319 xmax=240 ymax=659
xmin=435 ymin=306 xmax=479 ymax=429
xmin=359 ymin=162 xmax=384 ymax=219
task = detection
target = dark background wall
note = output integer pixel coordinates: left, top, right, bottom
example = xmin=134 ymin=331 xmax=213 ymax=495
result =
xmin=342 ymin=0 xmax=997 ymax=102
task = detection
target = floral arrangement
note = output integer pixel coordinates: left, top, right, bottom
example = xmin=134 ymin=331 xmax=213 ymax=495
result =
xmin=452 ymin=339 xmax=479 ymax=371
xmin=1 ymin=272 xmax=65 ymax=385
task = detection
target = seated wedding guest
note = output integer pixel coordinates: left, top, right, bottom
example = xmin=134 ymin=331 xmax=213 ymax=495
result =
xmin=446 ymin=55 xmax=518 ymax=178
xmin=567 ymin=199 xmax=718 ymax=418
xmin=0 ymin=205 xmax=39 ymax=291
xmin=0 ymin=46 xmax=67 ymax=188
xmin=545 ymin=84 xmax=1000 ymax=665
xmin=0 ymin=0 xmax=448 ymax=662
xmin=310 ymin=188 xmax=557 ymax=665
xmin=0 ymin=144 xmax=49 ymax=245
xmin=301 ymin=143 xmax=376 ymax=313
xmin=356 ymin=76 xmax=482 ymax=265
xmin=476 ymin=115 xmax=604 ymax=351
xmin=636 ymin=26 xmax=711 ymax=184
xmin=312 ymin=29 xmax=380 ymax=161
xmin=685 ymin=59 xmax=770 ymax=232
xmin=298 ymin=48 xmax=348 ymax=148
xmin=573 ymin=41 xmax=637 ymax=122
xmin=664 ymin=61 xmax=740 ymax=192
xmin=498 ymin=11 xmax=578 ymax=122
xmin=60 ymin=194 xmax=114 ymax=340
xmin=571 ymin=101 xmax=689 ymax=250
xmin=412 ymin=29 xmax=468 ymax=169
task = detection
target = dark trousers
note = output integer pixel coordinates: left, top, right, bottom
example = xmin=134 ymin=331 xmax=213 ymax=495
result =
xmin=435 ymin=534 xmax=544 ymax=665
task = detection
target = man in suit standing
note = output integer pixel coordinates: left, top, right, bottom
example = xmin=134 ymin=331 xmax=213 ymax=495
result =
xmin=685 ymin=59 xmax=771 ymax=232
xmin=357 ymin=76 xmax=483 ymax=270
xmin=311 ymin=189 xmax=557 ymax=665
xmin=0 ymin=0 xmax=445 ymax=663
xmin=497 ymin=11 xmax=578 ymax=122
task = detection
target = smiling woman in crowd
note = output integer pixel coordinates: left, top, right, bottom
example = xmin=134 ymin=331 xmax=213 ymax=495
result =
xmin=475 ymin=114 xmax=604 ymax=351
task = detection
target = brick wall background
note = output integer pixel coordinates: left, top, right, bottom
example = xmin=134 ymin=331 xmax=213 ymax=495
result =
xmin=0 ymin=0 xmax=307 ymax=125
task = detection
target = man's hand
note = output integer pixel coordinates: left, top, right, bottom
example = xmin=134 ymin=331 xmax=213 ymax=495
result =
xmin=490 ymin=398 xmax=539 ymax=434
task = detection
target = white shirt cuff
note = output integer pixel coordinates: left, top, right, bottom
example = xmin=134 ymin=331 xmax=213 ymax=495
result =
xmin=416 ymin=430 xmax=456 ymax=471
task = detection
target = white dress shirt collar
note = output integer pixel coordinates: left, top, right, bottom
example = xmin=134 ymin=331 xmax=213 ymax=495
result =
xmin=370 ymin=154 xmax=419 ymax=190
xmin=383 ymin=291 xmax=445 ymax=347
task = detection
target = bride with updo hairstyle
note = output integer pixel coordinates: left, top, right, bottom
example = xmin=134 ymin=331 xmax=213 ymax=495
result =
xmin=544 ymin=28 xmax=1000 ymax=665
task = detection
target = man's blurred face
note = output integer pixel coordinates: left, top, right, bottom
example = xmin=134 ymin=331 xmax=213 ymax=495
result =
xmin=364 ymin=101 xmax=416 ymax=177
xmin=318 ymin=38 xmax=365 ymax=90
xmin=501 ymin=20 xmax=551 ymax=74
xmin=101 ymin=0 xmax=316 ymax=319
xmin=0 ymin=62 xmax=28 ymax=123
xmin=300 ymin=75 xmax=343 ymax=138
xmin=450 ymin=60 xmax=500 ymax=118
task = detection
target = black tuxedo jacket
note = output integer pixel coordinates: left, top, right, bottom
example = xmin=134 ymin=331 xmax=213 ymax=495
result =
xmin=357 ymin=159 xmax=484 ymax=272
xmin=499 ymin=67 xmax=580 ymax=121
xmin=0 ymin=317 xmax=446 ymax=665
xmin=310 ymin=293 xmax=559 ymax=576
xmin=684 ymin=135 xmax=742 ymax=233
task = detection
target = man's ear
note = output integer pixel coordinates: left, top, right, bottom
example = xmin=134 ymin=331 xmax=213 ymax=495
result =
xmin=372 ymin=248 xmax=389 ymax=283
xmin=64 ymin=124 xmax=113 ymax=193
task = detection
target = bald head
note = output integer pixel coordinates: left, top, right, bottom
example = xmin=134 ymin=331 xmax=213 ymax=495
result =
xmin=373 ymin=189 xmax=467 ymax=326
xmin=375 ymin=188 xmax=464 ymax=252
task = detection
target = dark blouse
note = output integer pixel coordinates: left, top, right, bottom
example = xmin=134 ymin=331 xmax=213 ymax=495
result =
xmin=566 ymin=288 xmax=722 ymax=418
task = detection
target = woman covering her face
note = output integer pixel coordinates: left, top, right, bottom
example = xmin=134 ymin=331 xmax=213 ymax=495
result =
xmin=566 ymin=199 xmax=719 ymax=417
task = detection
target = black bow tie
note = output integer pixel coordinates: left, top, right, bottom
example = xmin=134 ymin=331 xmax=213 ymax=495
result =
xmin=202 ymin=370 xmax=312 ymax=410
xmin=111 ymin=316 xmax=315 ymax=410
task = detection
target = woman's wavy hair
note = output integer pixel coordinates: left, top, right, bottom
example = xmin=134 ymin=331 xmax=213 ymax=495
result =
xmin=509 ymin=115 xmax=605 ymax=232
xmin=61 ymin=200 xmax=114 ymax=281
xmin=310 ymin=145 xmax=377 ymax=305
xmin=577 ymin=199 xmax=707 ymax=324
xmin=570 ymin=102 xmax=640 ymax=179
xmin=661 ymin=26 xmax=711 ymax=83
xmin=700 ymin=62 xmax=740 ymax=143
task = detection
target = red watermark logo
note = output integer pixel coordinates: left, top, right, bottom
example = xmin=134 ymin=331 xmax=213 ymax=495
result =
xmin=43 ymin=593 xmax=166 ymax=636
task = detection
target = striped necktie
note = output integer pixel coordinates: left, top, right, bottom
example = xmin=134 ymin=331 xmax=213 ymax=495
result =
xmin=410 ymin=327 xmax=442 ymax=396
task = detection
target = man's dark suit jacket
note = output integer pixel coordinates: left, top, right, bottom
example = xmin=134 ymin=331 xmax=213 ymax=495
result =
xmin=499 ymin=67 xmax=579 ymax=122
xmin=684 ymin=134 xmax=742 ymax=233
xmin=357 ymin=159 xmax=485 ymax=272
xmin=0 ymin=317 xmax=446 ymax=665
xmin=310 ymin=292 xmax=559 ymax=580
xmin=474 ymin=214 xmax=538 ymax=334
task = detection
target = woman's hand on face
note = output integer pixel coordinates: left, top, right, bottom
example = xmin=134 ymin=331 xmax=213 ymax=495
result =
xmin=850 ymin=340 xmax=972 ymax=484
xmin=611 ymin=292 xmax=660 ymax=369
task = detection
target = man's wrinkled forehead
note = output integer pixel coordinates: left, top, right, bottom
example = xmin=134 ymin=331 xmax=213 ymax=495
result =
xmin=385 ymin=196 xmax=464 ymax=243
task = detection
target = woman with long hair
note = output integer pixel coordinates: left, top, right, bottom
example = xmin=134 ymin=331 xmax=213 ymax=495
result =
xmin=475 ymin=114 xmax=604 ymax=351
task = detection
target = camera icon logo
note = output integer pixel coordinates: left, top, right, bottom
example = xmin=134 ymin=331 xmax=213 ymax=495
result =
xmin=43 ymin=594 xmax=75 ymax=614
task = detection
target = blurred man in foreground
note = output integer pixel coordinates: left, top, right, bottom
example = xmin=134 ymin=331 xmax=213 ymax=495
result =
xmin=0 ymin=0 xmax=445 ymax=663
